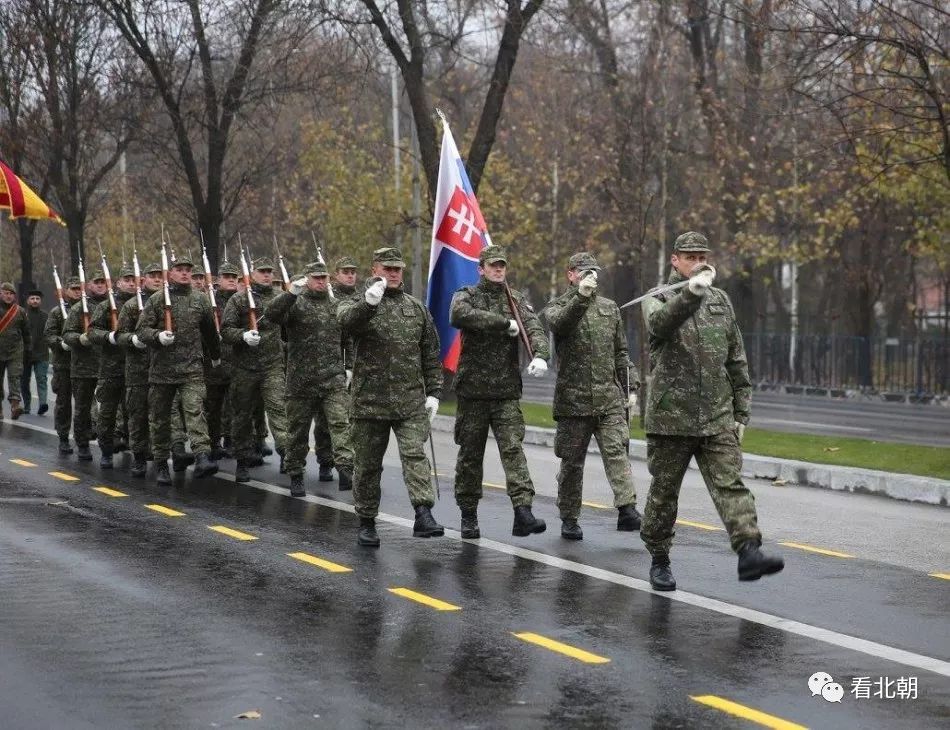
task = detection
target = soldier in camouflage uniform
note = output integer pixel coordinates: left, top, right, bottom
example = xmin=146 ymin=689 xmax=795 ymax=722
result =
xmin=45 ymin=277 xmax=82 ymax=453
xmin=63 ymin=271 xmax=108 ymax=460
xmin=136 ymin=255 xmax=221 ymax=485
xmin=338 ymin=247 xmax=443 ymax=547
xmin=542 ymin=251 xmax=640 ymax=540
xmin=205 ymin=261 xmax=240 ymax=460
xmin=268 ymin=260 xmax=354 ymax=497
xmin=449 ymin=245 xmax=550 ymax=539
xmin=0 ymin=282 xmax=29 ymax=421
xmin=89 ymin=266 xmax=137 ymax=468
xmin=640 ymin=232 xmax=784 ymax=590
xmin=116 ymin=262 xmax=162 ymax=476
xmin=221 ymin=257 xmax=289 ymax=482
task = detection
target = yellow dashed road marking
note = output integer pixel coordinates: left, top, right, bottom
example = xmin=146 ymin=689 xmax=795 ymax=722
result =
xmin=9 ymin=458 xmax=37 ymax=467
xmin=690 ymin=695 xmax=808 ymax=730
xmin=145 ymin=504 xmax=186 ymax=517
xmin=208 ymin=525 xmax=258 ymax=541
xmin=93 ymin=486 xmax=128 ymax=498
xmin=779 ymin=541 xmax=854 ymax=558
xmin=929 ymin=572 xmax=950 ymax=581
xmin=48 ymin=471 xmax=79 ymax=481
xmin=512 ymin=632 xmax=610 ymax=664
xmin=388 ymin=587 xmax=461 ymax=611
xmin=677 ymin=519 xmax=725 ymax=531
xmin=288 ymin=552 xmax=352 ymax=573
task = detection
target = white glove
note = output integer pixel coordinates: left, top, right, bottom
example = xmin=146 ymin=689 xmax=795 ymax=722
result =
xmin=158 ymin=330 xmax=175 ymax=346
xmin=578 ymin=270 xmax=598 ymax=298
xmin=60 ymin=340 xmax=70 ymax=351
xmin=290 ymin=277 xmax=306 ymax=295
xmin=526 ymin=357 xmax=548 ymax=377
xmin=734 ymin=421 xmax=746 ymax=444
xmin=107 ymin=332 xmax=117 ymax=346
xmin=131 ymin=334 xmax=147 ymax=350
xmin=345 ymin=369 xmax=353 ymax=388
xmin=365 ymin=279 xmax=386 ymax=306
xmin=628 ymin=392 xmax=639 ymax=412
xmin=211 ymin=358 xmax=222 ymax=368
xmin=506 ymin=319 xmax=519 ymax=337
xmin=425 ymin=396 xmax=439 ymax=423
xmin=242 ymin=330 xmax=261 ymax=347
xmin=79 ymin=333 xmax=90 ymax=347
xmin=688 ymin=265 xmax=716 ymax=296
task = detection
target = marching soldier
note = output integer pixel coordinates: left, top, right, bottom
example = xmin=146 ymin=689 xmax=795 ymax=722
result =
xmin=205 ymin=261 xmax=241 ymax=459
xmin=640 ymin=231 xmax=784 ymax=590
xmin=338 ymin=247 xmax=443 ymax=547
xmin=45 ymin=276 xmax=82 ymax=452
xmin=0 ymin=282 xmax=29 ymax=420
xmin=542 ymin=252 xmax=641 ymax=540
xmin=220 ymin=257 xmax=289 ymax=482
xmin=63 ymin=271 xmax=108 ymax=460
xmin=448 ymin=244 xmax=550 ymax=539
xmin=136 ymin=254 xmax=221 ymax=485
xmin=268 ymin=259 xmax=354 ymax=497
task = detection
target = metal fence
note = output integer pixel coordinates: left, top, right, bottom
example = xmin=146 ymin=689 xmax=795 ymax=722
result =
xmin=743 ymin=333 xmax=949 ymax=395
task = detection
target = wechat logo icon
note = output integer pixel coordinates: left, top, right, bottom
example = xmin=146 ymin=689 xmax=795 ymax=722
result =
xmin=808 ymin=671 xmax=844 ymax=703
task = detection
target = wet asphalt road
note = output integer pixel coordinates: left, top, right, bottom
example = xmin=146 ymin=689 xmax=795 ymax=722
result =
xmin=1 ymin=420 xmax=948 ymax=729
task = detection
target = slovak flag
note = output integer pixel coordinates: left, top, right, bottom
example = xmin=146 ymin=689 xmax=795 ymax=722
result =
xmin=426 ymin=116 xmax=491 ymax=372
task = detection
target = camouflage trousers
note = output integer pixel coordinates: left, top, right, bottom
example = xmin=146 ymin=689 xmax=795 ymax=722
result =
xmin=230 ymin=366 xmax=288 ymax=459
xmin=554 ymin=404 xmax=637 ymax=520
xmin=71 ymin=377 xmax=97 ymax=447
xmin=0 ymin=357 xmax=23 ymax=404
xmin=453 ymin=397 xmax=534 ymax=511
xmin=126 ymin=383 xmax=150 ymax=456
xmin=285 ymin=381 xmax=353 ymax=476
xmin=640 ymin=430 xmax=761 ymax=556
xmin=96 ymin=379 xmax=127 ymax=452
xmin=313 ymin=387 xmax=350 ymax=465
xmin=171 ymin=390 xmax=188 ymax=447
xmin=149 ymin=380 xmax=211 ymax=462
xmin=205 ymin=381 xmax=230 ymax=448
xmin=51 ymin=367 xmax=72 ymax=439
xmin=351 ymin=411 xmax=434 ymax=519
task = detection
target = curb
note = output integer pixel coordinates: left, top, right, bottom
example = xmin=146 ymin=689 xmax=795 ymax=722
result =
xmin=432 ymin=415 xmax=950 ymax=507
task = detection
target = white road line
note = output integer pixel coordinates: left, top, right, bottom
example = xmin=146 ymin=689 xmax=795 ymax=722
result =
xmin=752 ymin=418 xmax=872 ymax=433
xmin=9 ymin=419 xmax=950 ymax=678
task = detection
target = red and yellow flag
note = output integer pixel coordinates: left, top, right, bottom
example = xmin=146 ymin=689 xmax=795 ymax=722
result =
xmin=0 ymin=159 xmax=64 ymax=225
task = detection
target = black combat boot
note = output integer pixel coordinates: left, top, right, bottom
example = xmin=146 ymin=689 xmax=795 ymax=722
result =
xmin=413 ymin=505 xmax=445 ymax=537
xmin=737 ymin=540 xmax=785 ymax=581
xmin=277 ymin=447 xmax=286 ymax=474
xmin=561 ymin=518 xmax=583 ymax=540
xmin=512 ymin=505 xmax=546 ymax=537
xmin=649 ymin=556 xmax=676 ymax=591
xmin=318 ymin=464 xmax=334 ymax=482
xmin=77 ymin=444 xmax=93 ymax=461
xmin=234 ymin=459 xmax=250 ymax=483
xmin=358 ymin=517 xmax=380 ymax=547
xmin=337 ymin=467 xmax=352 ymax=491
xmin=38 ymin=403 xmax=49 ymax=415
xmin=258 ymin=440 xmax=273 ymax=457
xmin=99 ymin=446 xmax=114 ymax=469
xmin=58 ymin=438 xmax=73 ymax=455
xmin=617 ymin=504 xmax=642 ymax=532
xmin=460 ymin=509 xmax=480 ymax=539
xmin=289 ymin=473 xmax=305 ymax=497
xmin=171 ymin=443 xmax=194 ymax=472
xmin=193 ymin=452 xmax=218 ymax=479
xmin=10 ymin=400 xmax=23 ymax=420
xmin=114 ymin=438 xmax=128 ymax=453
xmin=156 ymin=461 xmax=172 ymax=486
xmin=130 ymin=453 xmax=147 ymax=477
xmin=246 ymin=449 xmax=264 ymax=467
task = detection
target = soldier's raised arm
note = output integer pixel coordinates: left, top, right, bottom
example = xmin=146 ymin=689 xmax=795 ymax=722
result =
xmin=337 ymin=282 xmax=380 ymax=333
xmin=265 ymin=289 xmax=296 ymax=325
xmin=647 ymin=288 xmax=702 ymax=340
xmin=543 ymin=288 xmax=590 ymax=336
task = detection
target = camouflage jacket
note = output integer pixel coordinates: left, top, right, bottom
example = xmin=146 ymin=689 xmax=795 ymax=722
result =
xmin=116 ymin=293 xmax=150 ymax=386
xmin=89 ymin=290 xmax=135 ymax=382
xmin=642 ymin=270 xmax=751 ymax=436
xmin=267 ymin=288 xmax=349 ymax=395
xmin=449 ymin=279 xmax=549 ymax=400
xmin=338 ymin=282 xmax=442 ymax=420
xmin=136 ymin=282 xmax=220 ymax=384
xmin=221 ymin=283 xmax=284 ymax=372
xmin=44 ymin=304 xmax=71 ymax=370
xmin=205 ymin=288 xmax=236 ymax=385
xmin=542 ymin=286 xmax=636 ymax=419
xmin=0 ymin=300 xmax=29 ymax=362
xmin=63 ymin=294 xmax=107 ymax=378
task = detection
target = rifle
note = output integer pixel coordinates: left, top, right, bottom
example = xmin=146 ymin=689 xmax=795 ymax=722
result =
xmin=77 ymin=245 xmax=91 ymax=333
xmin=310 ymin=231 xmax=335 ymax=299
xmin=238 ymin=236 xmax=258 ymax=331
xmin=160 ymin=239 xmax=174 ymax=332
xmin=200 ymin=230 xmax=220 ymax=331
xmin=97 ymin=238 xmax=119 ymax=331
xmin=132 ymin=248 xmax=144 ymax=311
xmin=504 ymin=282 xmax=533 ymax=360
xmin=273 ymin=235 xmax=291 ymax=292
xmin=51 ymin=255 xmax=67 ymax=319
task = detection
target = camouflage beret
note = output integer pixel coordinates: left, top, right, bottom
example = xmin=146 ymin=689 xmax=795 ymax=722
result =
xmin=568 ymin=252 xmax=601 ymax=271
xmin=303 ymin=261 xmax=329 ymax=276
xmin=0 ymin=282 xmax=16 ymax=293
xmin=191 ymin=264 xmax=206 ymax=276
xmin=118 ymin=265 xmax=136 ymax=278
xmin=334 ymin=256 xmax=358 ymax=271
xmin=373 ymin=247 xmax=406 ymax=268
xmin=65 ymin=276 xmax=82 ymax=288
xmin=479 ymin=245 xmax=508 ymax=265
xmin=673 ymin=231 xmax=710 ymax=253
xmin=170 ymin=255 xmax=194 ymax=268
xmin=142 ymin=262 xmax=162 ymax=275
xmin=253 ymin=256 xmax=275 ymax=271
xmin=218 ymin=261 xmax=241 ymax=276
xmin=88 ymin=269 xmax=106 ymax=281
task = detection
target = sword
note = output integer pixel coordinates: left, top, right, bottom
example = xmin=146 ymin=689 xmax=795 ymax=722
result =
xmin=619 ymin=279 xmax=690 ymax=310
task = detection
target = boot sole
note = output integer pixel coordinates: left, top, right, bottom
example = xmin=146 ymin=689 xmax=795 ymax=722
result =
xmin=413 ymin=528 xmax=445 ymax=538
xmin=650 ymin=580 xmax=677 ymax=591
xmin=235 ymin=476 xmax=251 ymax=483
xmin=460 ymin=529 xmax=480 ymax=539
xmin=193 ymin=466 xmax=218 ymax=479
xmin=561 ymin=532 xmax=583 ymax=541
xmin=617 ymin=522 xmax=641 ymax=532
xmin=357 ymin=537 xmax=380 ymax=547
xmin=512 ymin=522 xmax=546 ymax=537
xmin=290 ymin=490 xmax=306 ymax=498
xmin=739 ymin=561 xmax=785 ymax=581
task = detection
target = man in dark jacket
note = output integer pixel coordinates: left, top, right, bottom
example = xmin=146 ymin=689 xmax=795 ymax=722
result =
xmin=20 ymin=289 xmax=49 ymax=415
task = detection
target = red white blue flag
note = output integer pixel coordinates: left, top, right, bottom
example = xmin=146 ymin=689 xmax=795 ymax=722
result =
xmin=426 ymin=116 xmax=491 ymax=372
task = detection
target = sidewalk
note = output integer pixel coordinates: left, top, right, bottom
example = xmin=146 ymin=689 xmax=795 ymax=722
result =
xmin=431 ymin=415 xmax=950 ymax=507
